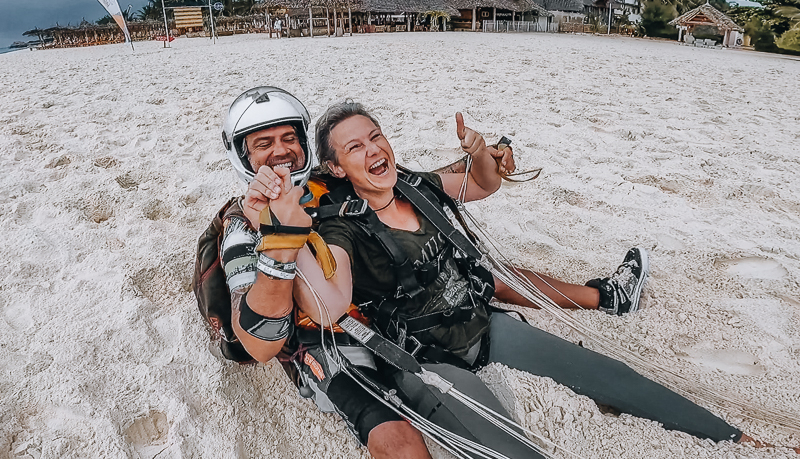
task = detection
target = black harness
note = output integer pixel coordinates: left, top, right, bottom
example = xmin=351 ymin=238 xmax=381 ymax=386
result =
xmin=315 ymin=169 xmax=495 ymax=368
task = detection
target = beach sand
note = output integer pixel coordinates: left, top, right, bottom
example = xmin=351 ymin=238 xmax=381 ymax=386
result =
xmin=0 ymin=32 xmax=798 ymax=458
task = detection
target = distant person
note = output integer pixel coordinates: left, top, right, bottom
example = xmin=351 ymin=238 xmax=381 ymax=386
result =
xmin=274 ymin=18 xmax=282 ymax=38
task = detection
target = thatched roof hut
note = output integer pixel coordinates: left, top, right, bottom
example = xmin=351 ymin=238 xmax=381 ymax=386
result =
xmin=669 ymin=2 xmax=744 ymax=46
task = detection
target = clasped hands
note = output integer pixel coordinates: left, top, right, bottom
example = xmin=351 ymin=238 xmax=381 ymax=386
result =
xmin=243 ymin=166 xmax=311 ymax=231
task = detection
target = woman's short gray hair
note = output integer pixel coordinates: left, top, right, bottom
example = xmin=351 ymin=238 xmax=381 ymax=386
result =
xmin=315 ymin=100 xmax=381 ymax=168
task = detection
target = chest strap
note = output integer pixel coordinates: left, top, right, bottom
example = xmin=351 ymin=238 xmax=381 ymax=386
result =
xmin=317 ymin=186 xmax=423 ymax=299
xmin=394 ymin=176 xmax=482 ymax=261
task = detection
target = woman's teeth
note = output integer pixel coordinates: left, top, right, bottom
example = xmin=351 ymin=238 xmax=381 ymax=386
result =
xmin=369 ymin=159 xmax=387 ymax=174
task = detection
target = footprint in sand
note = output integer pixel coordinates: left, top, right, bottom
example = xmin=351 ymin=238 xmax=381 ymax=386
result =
xmin=124 ymin=410 xmax=170 ymax=459
xmin=2 ymin=297 xmax=33 ymax=331
xmin=716 ymin=256 xmax=787 ymax=280
xmin=680 ymin=348 xmax=765 ymax=376
xmin=654 ymin=233 xmax=685 ymax=252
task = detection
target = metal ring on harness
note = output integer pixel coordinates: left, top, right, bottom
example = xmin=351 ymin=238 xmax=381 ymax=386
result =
xmin=339 ymin=199 xmax=368 ymax=217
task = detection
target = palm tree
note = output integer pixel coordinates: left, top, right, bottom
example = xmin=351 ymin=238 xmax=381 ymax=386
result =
xmin=137 ymin=0 xmax=165 ymax=21
xmin=97 ymin=7 xmax=137 ymax=25
xmin=221 ymin=0 xmax=256 ymax=16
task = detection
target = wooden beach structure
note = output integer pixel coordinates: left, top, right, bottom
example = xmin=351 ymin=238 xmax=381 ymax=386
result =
xmin=448 ymin=0 xmax=554 ymax=33
xmin=669 ymin=2 xmax=744 ymax=47
xmin=42 ymin=21 xmax=167 ymax=48
xmin=26 ymin=0 xmax=589 ymax=50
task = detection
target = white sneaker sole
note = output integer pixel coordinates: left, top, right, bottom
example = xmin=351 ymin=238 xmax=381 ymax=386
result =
xmin=628 ymin=247 xmax=649 ymax=313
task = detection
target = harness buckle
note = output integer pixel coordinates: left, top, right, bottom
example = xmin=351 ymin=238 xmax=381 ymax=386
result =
xmin=470 ymin=274 xmax=491 ymax=299
xmin=407 ymin=336 xmax=423 ymax=357
xmin=405 ymin=175 xmax=422 ymax=187
xmin=339 ymin=199 xmax=368 ymax=217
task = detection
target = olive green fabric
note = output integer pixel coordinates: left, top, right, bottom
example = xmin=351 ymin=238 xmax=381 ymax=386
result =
xmin=318 ymin=171 xmax=489 ymax=357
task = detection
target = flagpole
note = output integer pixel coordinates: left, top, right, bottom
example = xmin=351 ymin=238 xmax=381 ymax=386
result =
xmin=122 ymin=12 xmax=135 ymax=51
xmin=161 ymin=0 xmax=171 ymax=48
xmin=208 ymin=0 xmax=217 ymax=43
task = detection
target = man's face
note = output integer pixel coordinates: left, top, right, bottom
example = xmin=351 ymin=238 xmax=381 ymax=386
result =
xmin=244 ymin=124 xmax=305 ymax=173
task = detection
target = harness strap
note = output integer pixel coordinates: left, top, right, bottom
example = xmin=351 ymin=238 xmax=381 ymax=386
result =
xmin=416 ymin=345 xmax=472 ymax=370
xmin=395 ymin=177 xmax=482 ymax=261
xmin=401 ymin=306 xmax=475 ymax=334
xmin=396 ymin=166 xmax=485 ymax=249
xmin=317 ymin=184 xmax=424 ymax=299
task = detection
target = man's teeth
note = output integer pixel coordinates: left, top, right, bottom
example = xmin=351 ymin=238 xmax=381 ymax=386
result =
xmin=369 ymin=159 xmax=386 ymax=171
xmin=274 ymin=162 xmax=293 ymax=169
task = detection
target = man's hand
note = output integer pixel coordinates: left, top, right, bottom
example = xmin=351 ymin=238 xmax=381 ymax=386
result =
xmin=455 ymin=112 xmax=487 ymax=157
xmin=269 ymin=167 xmax=312 ymax=228
xmin=243 ymin=165 xmax=284 ymax=229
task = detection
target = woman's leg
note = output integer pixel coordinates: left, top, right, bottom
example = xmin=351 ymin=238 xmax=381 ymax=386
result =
xmin=493 ymin=268 xmax=600 ymax=309
xmin=486 ymin=313 xmax=742 ymax=443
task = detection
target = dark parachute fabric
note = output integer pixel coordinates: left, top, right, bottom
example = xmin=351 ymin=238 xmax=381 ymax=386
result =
xmin=394 ymin=363 xmax=543 ymax=459
xmin=192 ymin=197 xmax=254 ymax=363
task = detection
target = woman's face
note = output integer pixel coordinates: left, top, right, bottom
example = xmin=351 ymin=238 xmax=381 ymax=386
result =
xmin=328 ymin=115 xmax=397 ymax=195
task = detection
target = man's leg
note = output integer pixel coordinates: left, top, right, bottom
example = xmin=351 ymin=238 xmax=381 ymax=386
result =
xmin=493 ymin=267 xmax=600 ymax=309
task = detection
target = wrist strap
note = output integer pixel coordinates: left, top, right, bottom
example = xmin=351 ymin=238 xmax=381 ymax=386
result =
xmin=239 ymin=293 xmax=293 ymax=341
xmin=259 ymin=224 xmax=312 ymax=235
xmin=256 ymin=234 xmax=308 ymax=251
xmin=255 ymin=205 xmax=312 ymax=251
xmin=256 ymin=252 xmax=297 ymax=280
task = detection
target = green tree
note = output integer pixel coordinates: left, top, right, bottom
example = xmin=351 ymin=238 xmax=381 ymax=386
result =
xmin=221 ymin=0 xmax=256 ymax=16
xmin=640 ymin=0 xmax=678 ymax=37
xmin=137 ymin=0 xmax=165 ymax=21
xmin=728 ymin=1 xmax=800 ymax=53
xmin=97 ymin=6 xmax=136 ymax=25
xmin=776 ymin=22 xmax=800 ymax=49
xmin=22 ymin=28 xmax=49 ymax=43
xmin=671 ymin=0 xmax=729 ymax=15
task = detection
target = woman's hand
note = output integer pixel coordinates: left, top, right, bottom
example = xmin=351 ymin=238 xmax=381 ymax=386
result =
xmin=455 ymin=112 xmax=516 ymax=175
xmin=491 ymin=145 xmax=516 ymax=176
xmin=455 ymin=112 xmax=487 ymax=157
xmin=243 ymin=165 xmax=284 ymax=229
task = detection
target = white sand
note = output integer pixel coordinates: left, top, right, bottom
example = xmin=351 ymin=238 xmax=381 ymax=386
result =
xmin=1 ymin=32 xmax=798 ymax=459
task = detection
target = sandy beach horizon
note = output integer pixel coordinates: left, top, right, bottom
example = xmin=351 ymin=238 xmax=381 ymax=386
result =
xmin=1 ymin=32 xmax=798 ymax=458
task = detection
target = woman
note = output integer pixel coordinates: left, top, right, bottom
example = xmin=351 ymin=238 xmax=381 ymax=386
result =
xmin=286 ymin=100 xmax=779 ymax=452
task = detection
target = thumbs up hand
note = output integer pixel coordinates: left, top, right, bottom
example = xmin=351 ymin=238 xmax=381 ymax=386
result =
xmin=455 ymin=112 xmax=486 ymax=157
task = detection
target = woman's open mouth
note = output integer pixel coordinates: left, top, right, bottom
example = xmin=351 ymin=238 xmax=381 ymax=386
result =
xmin=369 ymin=158 xmax=389 ymax=176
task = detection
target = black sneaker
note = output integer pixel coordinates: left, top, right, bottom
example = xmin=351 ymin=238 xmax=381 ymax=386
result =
xmin=586 ymin=248 xmax=649 ymax=316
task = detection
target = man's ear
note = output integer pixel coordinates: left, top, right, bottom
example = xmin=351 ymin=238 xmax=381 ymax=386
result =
xmin=327 ymin=161 xmax=345 ymax=178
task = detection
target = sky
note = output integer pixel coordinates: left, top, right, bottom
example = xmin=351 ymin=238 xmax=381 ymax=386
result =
xmin=0 ymin=0 xmax=149 ymax=47
xmin=1 ymin=0 xmax=765 ymax=48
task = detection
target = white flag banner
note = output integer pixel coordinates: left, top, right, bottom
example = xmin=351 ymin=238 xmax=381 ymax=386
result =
xmin=96 ymin=0 xmax=132 ymax=43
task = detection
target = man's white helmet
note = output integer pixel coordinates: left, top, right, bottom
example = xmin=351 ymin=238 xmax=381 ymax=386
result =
xmin=222 ymin=86 xmax=313 ymax=187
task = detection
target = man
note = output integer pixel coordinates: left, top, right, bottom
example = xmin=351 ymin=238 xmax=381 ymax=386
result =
xmin=212 ymin=87 xmax=649 ymax=458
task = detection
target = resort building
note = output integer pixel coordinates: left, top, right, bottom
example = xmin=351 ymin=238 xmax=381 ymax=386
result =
xmin=669 ymin=2 xmax=744 ymax=47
